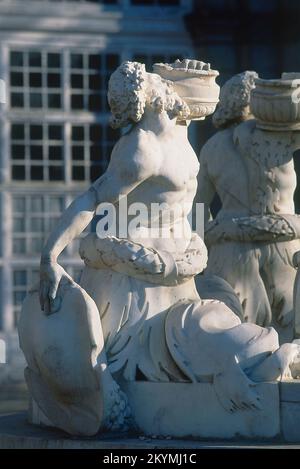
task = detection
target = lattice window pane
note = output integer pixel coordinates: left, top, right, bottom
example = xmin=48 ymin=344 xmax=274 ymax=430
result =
xmin=11 ymin=122 xmax=64 ymax=182
xmin=9 ymin=50 xmax=63 ymax=110
xmin=70 ymin=51 xmax=120 ymax=112
xmin=12 ymin=194 xmax=66 ymax=256
xmin=71 ymin=123 xmax=119 ymax=182
xmin=12 ymin=268 xmax=39 ymax=327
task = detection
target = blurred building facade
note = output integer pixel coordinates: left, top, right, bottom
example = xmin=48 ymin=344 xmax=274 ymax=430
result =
xmin=0 ymin=0 xmax=194 ymax=400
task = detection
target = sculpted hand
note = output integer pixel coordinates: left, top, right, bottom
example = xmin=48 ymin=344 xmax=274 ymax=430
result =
xmin=39 ymin=261 xmax=72 ymax=315
xmin=174 ymin=235 xmax=208 ymax=278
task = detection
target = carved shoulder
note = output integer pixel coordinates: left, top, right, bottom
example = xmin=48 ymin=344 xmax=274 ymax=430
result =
xmin=109 ymin=128 xmax=162 ymax=181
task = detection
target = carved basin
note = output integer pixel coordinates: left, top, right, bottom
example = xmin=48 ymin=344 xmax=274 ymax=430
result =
xmin=250 ymin=74 xmax=300 ymax=130
xmin=153 ymin=59 xmax=220 ymax=120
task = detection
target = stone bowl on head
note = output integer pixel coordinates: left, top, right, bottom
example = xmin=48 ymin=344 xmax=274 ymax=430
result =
xmin=251 ymin=73 xmax=300 ymax=131
xmin=153 ymin=59 xmax=220 ymax=121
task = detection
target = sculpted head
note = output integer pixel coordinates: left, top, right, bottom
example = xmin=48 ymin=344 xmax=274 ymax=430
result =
xmin=108 ymin=61 xmax=189 ymax=128
xmin=212 ymin=71 xmax=258 ymax=129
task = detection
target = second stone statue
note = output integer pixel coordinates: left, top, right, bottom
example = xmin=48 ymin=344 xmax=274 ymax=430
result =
xmin=18 ymin=60 xmax=300 ymax=439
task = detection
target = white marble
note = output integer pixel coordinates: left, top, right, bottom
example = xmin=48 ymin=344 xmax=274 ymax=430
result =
xmin=198 ymin=72 xmax=300 ymax=343
xmin=123 ymin=381 xmax=280 ymax=439
xmin=2 ymin=412 xmax=297 ymax=448
xmin=18 ymin=61 xmax=300 ymax=438
xmin=280 ymin=381 xmax=300 ymax=442
xmin=252 ymin=74 xmax=300 ymax=131
xmin=153 ymin=59 xmax=219 ymax=121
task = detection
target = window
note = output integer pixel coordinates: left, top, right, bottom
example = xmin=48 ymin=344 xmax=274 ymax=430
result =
xmin=12 ymin=193 xmax=91 ymax=258
xmin=9 ymin=48 xmax=121 ymax=183
xmin=10 ymin=121 xmax=119 ymax=183
xmin=12 ymin=194 xmax=66 ymax=255
xmin=70 ymin=52 xmax=119 ymax=112
xmin=71 ymin=123 xmax=119 ymax=182
xmin=9 ymin=49 xmax=189 ymax=184
xmin=10 ymin=51 xmax=62 ymax=110
xmin=9 ymin=49 xmax=120 ymax=112
xmin=11 ymin=122 xmax=64 ymax=181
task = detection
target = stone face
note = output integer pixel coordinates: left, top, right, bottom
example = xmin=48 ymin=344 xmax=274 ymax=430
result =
xmin=122 ymin=381 xmax=280 ymax=440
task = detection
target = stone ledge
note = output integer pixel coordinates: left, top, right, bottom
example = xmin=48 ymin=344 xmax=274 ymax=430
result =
xmin=280 ymin=381 xmax=300 ymax=402
xmin=2 ymin=380 xmax=300 ymax=447
xmin=0 ymin=413 xmax=298 ymax=449
xmin=122 ymin=381 xmax=280 ymax=439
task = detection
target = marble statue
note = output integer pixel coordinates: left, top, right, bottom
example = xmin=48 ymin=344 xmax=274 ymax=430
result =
xmin=18 ymin=60 xmax=300 ymax=438
xmin=198 ymin=71 xmax=300 ymax=344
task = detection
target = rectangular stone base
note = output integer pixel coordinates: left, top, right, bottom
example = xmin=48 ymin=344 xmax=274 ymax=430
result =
xmin=122 ymin=381 xmax=280 ymax=440
xmin=0 ymin=412 xmax=295 ymax=449
xmin=281 ymin=381 xmax=300 ymax=442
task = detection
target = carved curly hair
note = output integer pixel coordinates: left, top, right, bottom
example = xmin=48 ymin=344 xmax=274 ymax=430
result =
xmin=108 ymin=61 xmax=189 ymax=128
xmin=212 ymin=71 xmax=258 ymax=129
xmin=108 ymin=61 xmax=148 ymax=129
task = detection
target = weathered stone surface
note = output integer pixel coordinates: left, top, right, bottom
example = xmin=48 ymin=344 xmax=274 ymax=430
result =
xmin=280 ymin=380 xmax=300 ymax=402
xmin=16 ymin=60 xmax=300 ymax=441
xmin=123 ymin=381 xmax=280 ymax=440
xmin=280 ymin=380 xmax=300 ymax=442
xmin=281 ymin=403 xmax=300 ymax=442
xmin=0 ymin=412 xmax=297 ymax=449
xmin=197 ymin=72 xmax=300 ymax=344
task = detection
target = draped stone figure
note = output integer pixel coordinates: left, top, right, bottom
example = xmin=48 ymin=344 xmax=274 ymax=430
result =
xmin=198 ymin=71 xmax=300 ymax=344
xmin=18 ymin=61 xmax=300 ymax=437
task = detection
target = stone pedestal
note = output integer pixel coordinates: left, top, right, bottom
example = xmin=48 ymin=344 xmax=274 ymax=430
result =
xmin=281 ymin=381 xmax=300 ymax=442
xmin=0 ymin=412 xmax=298 ymax=449
xmin=123 ymin=381 xmax=280 ymax=440
xmin=1 ymin=381 xmax=300 ymax=447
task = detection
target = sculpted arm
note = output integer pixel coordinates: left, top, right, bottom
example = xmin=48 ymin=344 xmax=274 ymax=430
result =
xmin=41 ymin=159 xmax=149 ymax=263
xmin=40 ymin=134 xmax=159 ymax=313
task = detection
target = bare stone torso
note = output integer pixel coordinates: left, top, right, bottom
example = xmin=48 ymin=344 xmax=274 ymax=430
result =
xmin=199 ymin=120 xmax=297 ymax=220
xmin=112 ymin=125 xmax=200 ymax=253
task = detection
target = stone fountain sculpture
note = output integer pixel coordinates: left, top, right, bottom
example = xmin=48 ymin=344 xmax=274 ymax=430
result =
xmin=198 ymin=71 xmax=300 ymax=344
xmin=18 ymin=60 xmax=300 ymax=440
